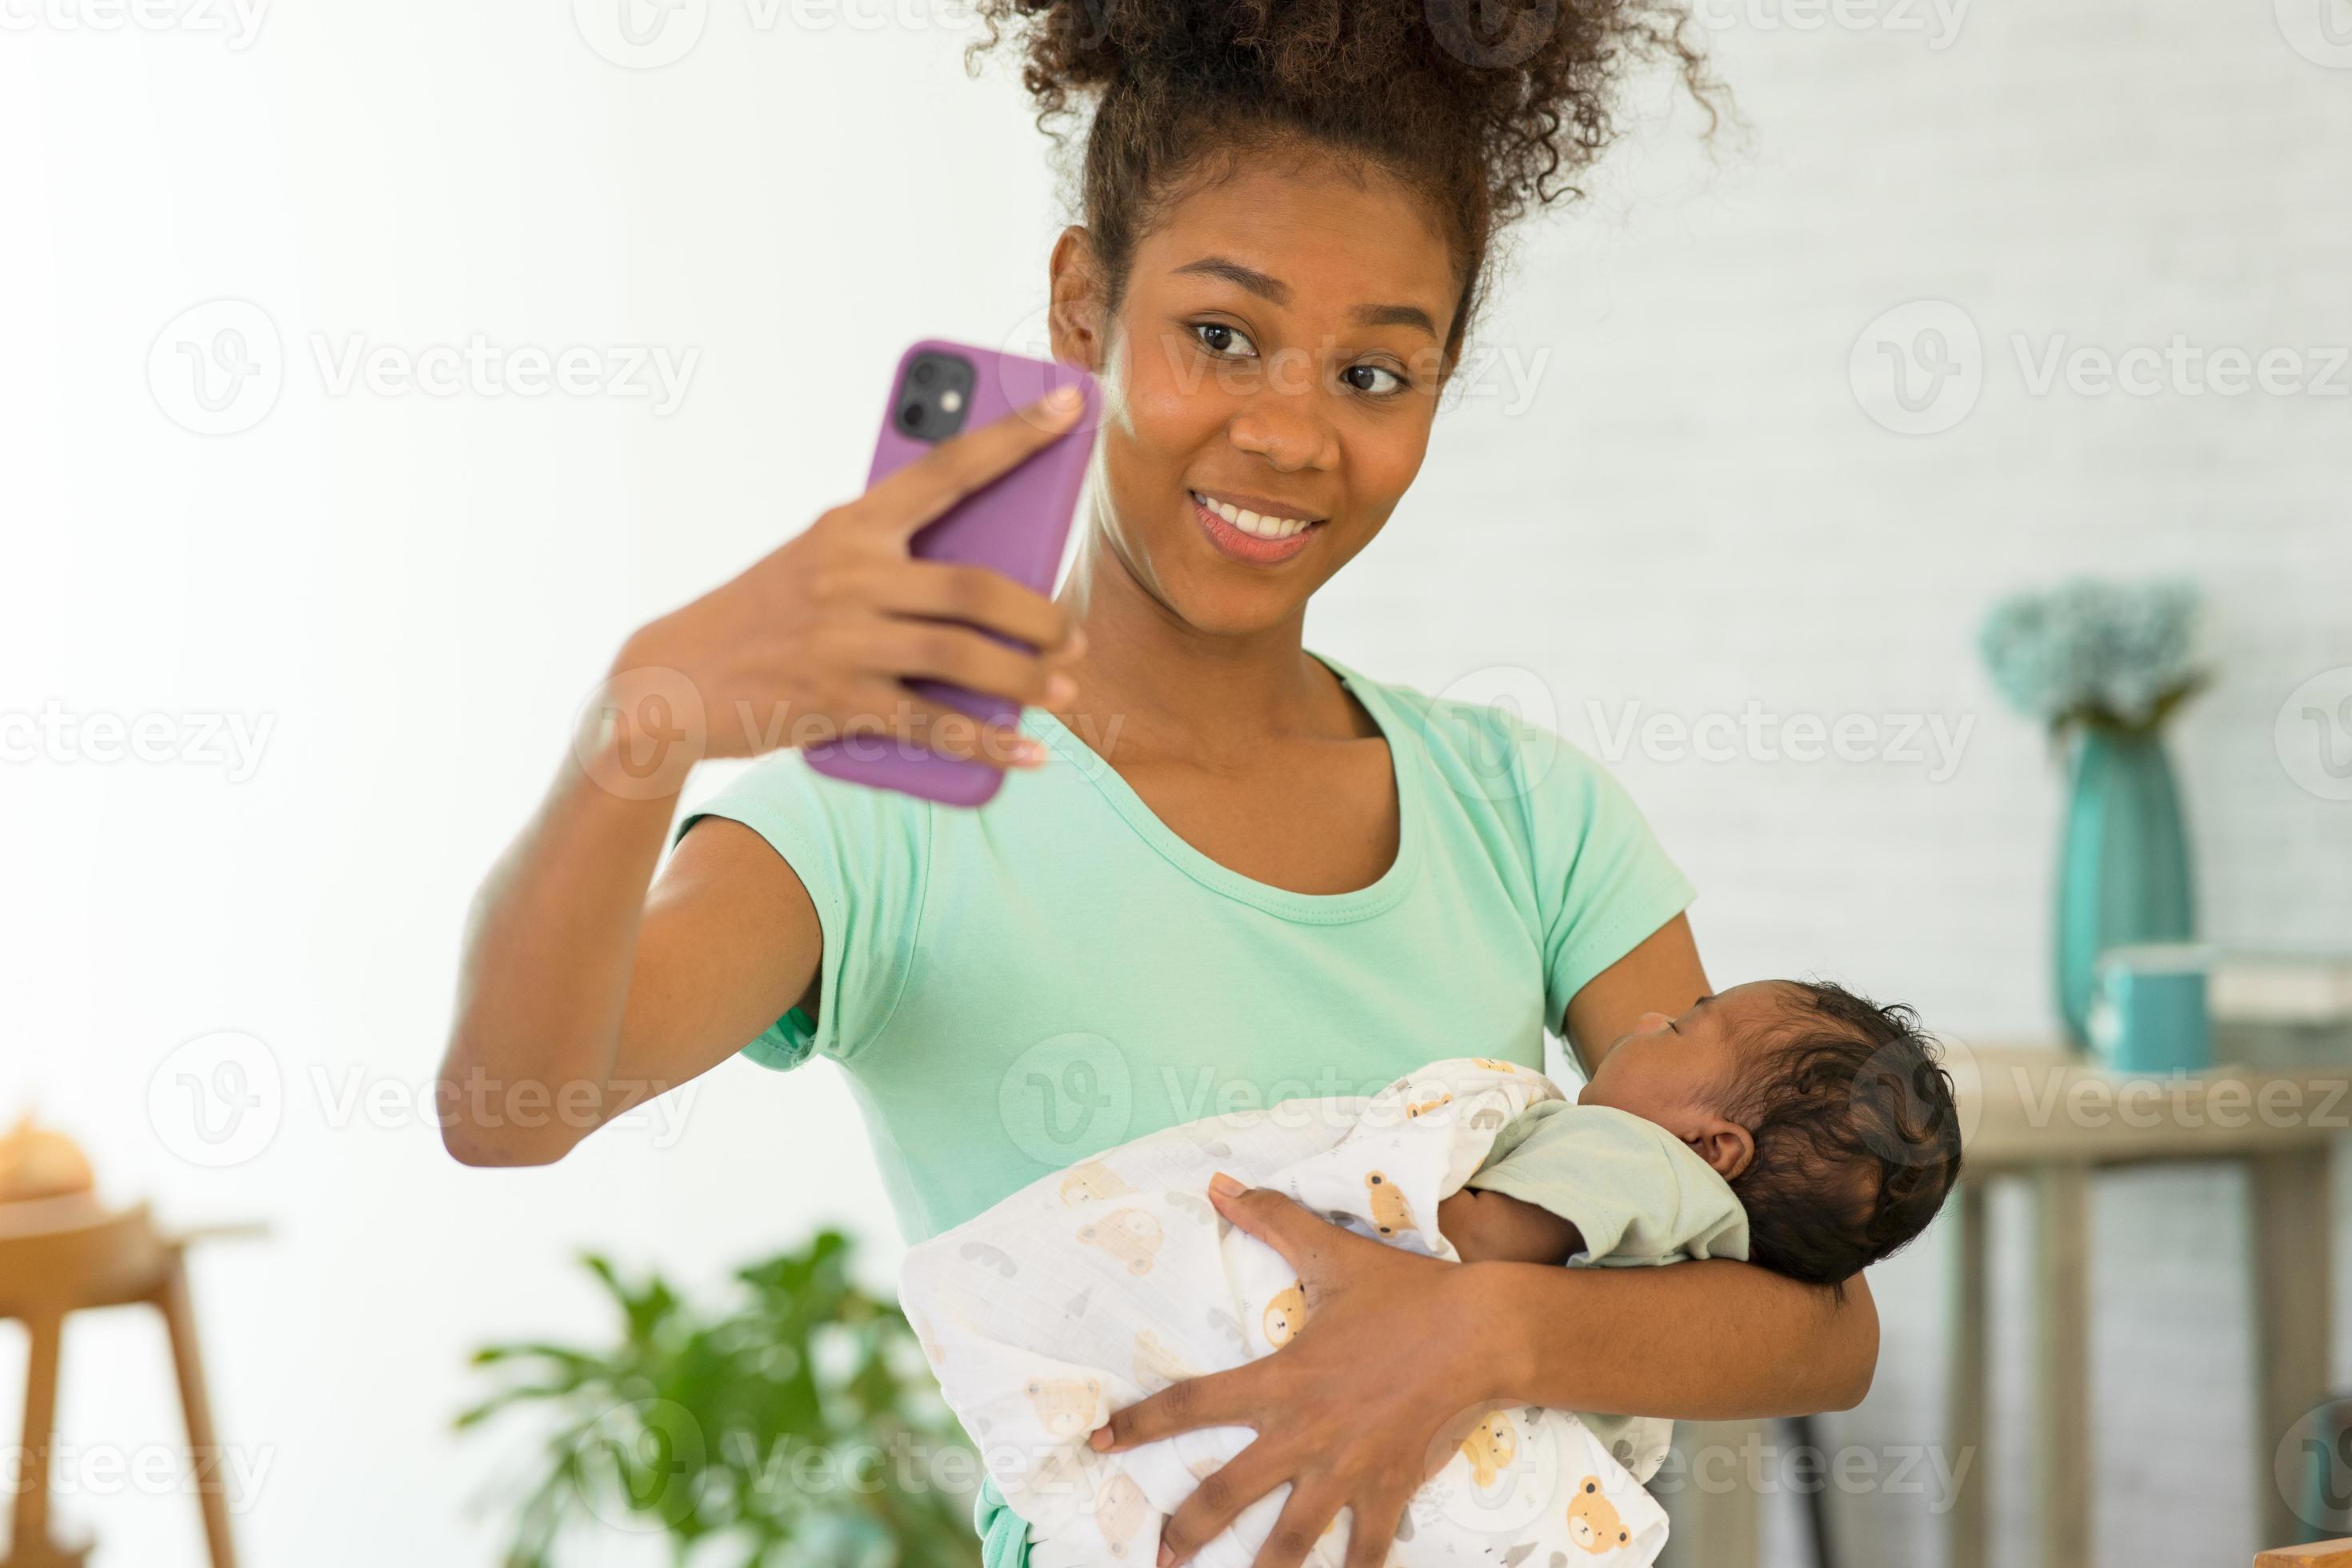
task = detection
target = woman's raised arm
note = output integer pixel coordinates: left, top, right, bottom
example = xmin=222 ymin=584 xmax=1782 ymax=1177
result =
xmin=435 ymin=754 xmax=820 ymax=1168
xmin=436 ymin=390 xmax=1090 ymax=1166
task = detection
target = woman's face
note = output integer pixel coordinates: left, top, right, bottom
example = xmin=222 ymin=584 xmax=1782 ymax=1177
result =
xmin=1054 ymin=149 xmax=1459 ymax=636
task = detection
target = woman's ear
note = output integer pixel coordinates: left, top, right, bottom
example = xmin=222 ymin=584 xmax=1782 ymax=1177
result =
xmin=1686 ymin=1115 xmax=1756 ymax=1183
xmin=1046 ymin=226 xmax=1108 ymax=373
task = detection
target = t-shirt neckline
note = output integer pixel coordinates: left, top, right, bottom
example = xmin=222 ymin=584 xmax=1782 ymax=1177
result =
xmin=1020 ymin=648 xmax=1425 ymax=925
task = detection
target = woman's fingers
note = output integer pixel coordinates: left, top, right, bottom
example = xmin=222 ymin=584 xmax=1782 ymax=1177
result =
xmin=1206 ymin=1174 xmax=1371 ymax=1285
xmin=1089 ymin=1362 xmax=1258 ymax=1454
xmin=1245 ymin=1482 xmax=1348 ymax=1568
xmin=859 ymin=559 xmax=1081 ymax=658
xmin=619 ymin=386 xmax=1092 ymax=766
xmin=852 ymin=386 xmax=1089 ymax=543
xmin=1149 ymin=1438 xmax=1289 ymax=1566
xmin=1338 ymin=1491 xmax=1408 ymax=1568
xmin=853 ymin=618 xmax=1074 ymax=708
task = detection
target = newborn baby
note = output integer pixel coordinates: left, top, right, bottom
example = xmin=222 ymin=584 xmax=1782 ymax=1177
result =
xmin=900 ymin=978 xmax=1962 ymax=1568
xmin=1438 ymin=978 xmax=1962 ymax=1290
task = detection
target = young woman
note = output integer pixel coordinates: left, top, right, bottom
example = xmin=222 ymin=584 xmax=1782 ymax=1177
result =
xmin=441 ymin=2 xmax=1877 ymax=1564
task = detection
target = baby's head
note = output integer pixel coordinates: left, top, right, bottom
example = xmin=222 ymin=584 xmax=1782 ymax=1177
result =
xmin=1579 ymin=979 xmax=1962 ymax=1290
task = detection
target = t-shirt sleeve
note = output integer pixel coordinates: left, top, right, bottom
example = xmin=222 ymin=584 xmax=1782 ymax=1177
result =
xmin=1462 ymin=1102 xmax=1749 ymax=1266
xmin=1501 ymin=711 xmax=1697 ymax=1036
xmin=672 ymin=753 xmax=930 ymax=1073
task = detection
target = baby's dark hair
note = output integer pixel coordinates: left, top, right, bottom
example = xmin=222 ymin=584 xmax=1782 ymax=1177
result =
xmin=1722 ymin=981 xmax=1963 ymax=1294
xmin=966 ymin=0 xmax=1725 ymax=361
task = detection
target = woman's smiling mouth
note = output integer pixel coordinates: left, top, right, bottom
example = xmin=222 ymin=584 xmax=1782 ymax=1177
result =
xmin=1189 ymin=487 xmax=1326 ymax=565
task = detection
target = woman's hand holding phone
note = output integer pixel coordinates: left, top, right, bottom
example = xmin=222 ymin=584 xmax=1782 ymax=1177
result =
xmin=609 ymin=386 xmax=1088 ymax=782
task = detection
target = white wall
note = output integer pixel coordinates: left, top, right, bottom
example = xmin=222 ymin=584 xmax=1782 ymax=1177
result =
xmin=3 ymin=2 xmax=2347 ymax=1564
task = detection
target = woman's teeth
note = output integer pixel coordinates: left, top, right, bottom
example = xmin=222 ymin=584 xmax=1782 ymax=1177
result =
xmin=1192 ymin=491 xmax=1315 ymax=539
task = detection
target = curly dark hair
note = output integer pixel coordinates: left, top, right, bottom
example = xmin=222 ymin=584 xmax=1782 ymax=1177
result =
xmin=1722 ymin=979 xmax=1965 ymax=1294
xmin=964 ymin=0 xmax=1723 ymax=362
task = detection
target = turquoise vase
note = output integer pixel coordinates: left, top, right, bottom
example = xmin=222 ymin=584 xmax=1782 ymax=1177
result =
xmin=2054 ymin=726 xmax=2195 ymax=1048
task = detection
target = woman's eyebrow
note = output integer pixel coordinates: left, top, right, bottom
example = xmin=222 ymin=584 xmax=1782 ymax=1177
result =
xmin=1173 ymin=255 xmax=1290 ymax=302
xmin=1350 ymin=302 xmax=1438 ymax=338
xmin=1171 ymin=255 xmax=1438 ymax=338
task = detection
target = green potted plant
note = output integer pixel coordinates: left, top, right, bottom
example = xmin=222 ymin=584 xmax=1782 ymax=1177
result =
xmin=1978 ymin=576 xmax=2208 ymax=1048
xmin=459 ymin=1229 xmax=984 ymax=1568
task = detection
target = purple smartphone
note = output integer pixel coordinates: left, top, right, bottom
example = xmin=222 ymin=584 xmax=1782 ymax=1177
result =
xmin=802 ymin=339 xmax=1099 ymax=806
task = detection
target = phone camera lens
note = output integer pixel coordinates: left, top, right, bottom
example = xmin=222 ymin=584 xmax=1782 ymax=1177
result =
xmin=900 ymin=402 xmax=926 ymax=430
xmin=912 ymin=361 xmax=938 ymax=386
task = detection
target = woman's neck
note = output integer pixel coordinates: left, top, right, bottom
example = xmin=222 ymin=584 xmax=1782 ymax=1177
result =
xmin=1052 ymin=517 xmax=1354 ymax=767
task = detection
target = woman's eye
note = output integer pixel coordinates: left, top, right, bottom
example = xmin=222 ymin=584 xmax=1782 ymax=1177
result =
xmin=1344 ymin=364 xmax=1406 ymax=396
xmin=1192 ymin=322 xmax=1256 ymax=358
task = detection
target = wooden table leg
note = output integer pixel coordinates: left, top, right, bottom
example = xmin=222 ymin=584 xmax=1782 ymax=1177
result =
xmin=2034 ymin=1163 xmax=2090 ymax=1568
xmin=156 ymin=1251 xmax=239 ymax=1568
xmin=2250 ymin=1146 xmax=2334 ymax=1550
xmin=6 ymin=1308 xmax=86 ymax=1568
xmin=1947 ymin=1178 xmax=1988 ymax=1568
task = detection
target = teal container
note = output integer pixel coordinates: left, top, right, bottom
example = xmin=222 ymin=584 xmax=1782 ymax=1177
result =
xmin=2056 ymin=728 xmax=2195 ymax=1049
xmin=2089 ymin=944 xmax=2213 ymax=1074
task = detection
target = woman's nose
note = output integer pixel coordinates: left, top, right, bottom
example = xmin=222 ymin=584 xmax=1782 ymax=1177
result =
xmin=1226 ymin=391 xmax=1337 ymax=472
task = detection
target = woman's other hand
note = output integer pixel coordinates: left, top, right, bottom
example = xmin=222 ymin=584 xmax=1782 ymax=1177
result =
xmin=1087 ymin=1173 xmax=1513 ymax=1568
xmin=612 ymin=386 xmax=1090 ymax=774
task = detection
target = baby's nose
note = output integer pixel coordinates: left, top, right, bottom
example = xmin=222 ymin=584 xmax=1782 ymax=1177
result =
xmin=1634 ymin=1011 xmax=1674 ymax=1035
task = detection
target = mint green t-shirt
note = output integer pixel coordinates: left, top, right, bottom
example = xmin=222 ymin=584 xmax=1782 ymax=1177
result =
xmin=678 ymin=650 xmax=1695 ymax=1566
xmin=677 ymin=650 xmax=1696 ymax=1246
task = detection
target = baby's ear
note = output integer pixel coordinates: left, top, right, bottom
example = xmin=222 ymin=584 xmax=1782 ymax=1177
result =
xmin=1686 ymin=1115 xmax=1755 ymax=1182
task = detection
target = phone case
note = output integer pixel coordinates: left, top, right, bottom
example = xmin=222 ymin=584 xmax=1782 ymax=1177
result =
xmin=802 ymin=338 xmax=1099 ymax=806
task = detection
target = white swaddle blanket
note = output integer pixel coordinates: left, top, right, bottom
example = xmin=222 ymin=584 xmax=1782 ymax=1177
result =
xmin=898 ymin=1057 xmax=1671 ymax=1566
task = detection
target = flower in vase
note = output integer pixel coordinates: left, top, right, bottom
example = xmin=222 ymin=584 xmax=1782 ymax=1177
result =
xmin=1978 ymin=576 xmax=2206 ymax=738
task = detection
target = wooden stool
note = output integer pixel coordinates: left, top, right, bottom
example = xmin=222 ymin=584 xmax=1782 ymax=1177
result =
xmin=0 ymin=1198 xmax=250 ymax=1568
xmin=2258 ymin=1541 xmax=2352 ymax=1566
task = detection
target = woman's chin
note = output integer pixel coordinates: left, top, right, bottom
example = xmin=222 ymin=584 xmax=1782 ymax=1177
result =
xmin=1166 ymin=583 xmax=1315 ymax=639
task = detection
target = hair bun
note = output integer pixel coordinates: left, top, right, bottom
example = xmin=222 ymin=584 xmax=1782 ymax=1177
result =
xmin=968 ymin=0 xmax=1720 ymax=345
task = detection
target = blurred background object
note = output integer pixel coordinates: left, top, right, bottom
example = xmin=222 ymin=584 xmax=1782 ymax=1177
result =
xmin=2089 ymin=942 xmax=2215 ymax=1075
xmin=1979 ymin=576 xmax=2206 ymax=1048
xmin=2217 ymin=953 xmax=2352 ymax=1071
xmin=458 ymin=1230 xmax=980 ymax=1568
xmin=0 ymin=1117 xmax=97 ymax=1210
xmin=0 ymin=1126 xmax=252 ymax=1568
